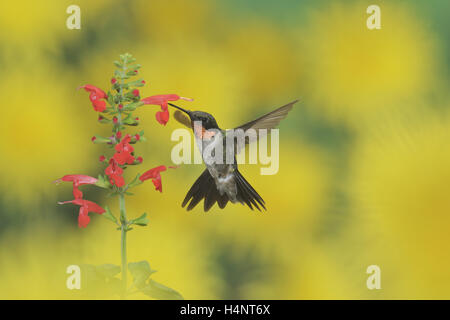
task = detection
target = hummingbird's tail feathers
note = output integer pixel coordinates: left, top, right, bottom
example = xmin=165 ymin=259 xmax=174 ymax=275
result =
xmin=182 ymin=169 xmax=229 ymax=211
xmin=204 ymin=182 xmax=229 ymax=211
xmin=235 ymin=170 xmax=266 ymax=212
xmin=182 ymin=169 xmax=211 ymax=210
xmin=182 ymin=169 xmax=265 ymax=212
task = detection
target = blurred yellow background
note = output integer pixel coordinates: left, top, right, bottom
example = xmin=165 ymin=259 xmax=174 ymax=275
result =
xmin=0 ymin=0 xmax=449 ymax=299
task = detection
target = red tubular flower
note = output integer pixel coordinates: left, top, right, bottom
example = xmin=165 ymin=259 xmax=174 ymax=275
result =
xmin=105 ymin=158 xmax=125 ymax=187
xmin=54 ymin=175 xmax=98 ymax=200
xmin=79 ymin=84 xmax=107 ymax=97
xmin=141 ymin=94 xmax=193 ymax=126
xmin=113 ymin=134 xmax=135 ymax=165
xmin=79 ymin=84 xmax=108 ymax=112
xmin=116 ymin=135 xmax=133 ymax=152
xmin=78 ymin=206 xmax=90 ymax=228
xmin=55 ymin=174 xmax=98 ymax=185
xmin=58 ymin=198 xmax=105 ymax=228
xmin=92 ymin=99 xmax=106 ymax=112
xmin=156 ymin=109 xmax=169 ymax=126
xmin=140 ymin=165 xmax=167 ymax=192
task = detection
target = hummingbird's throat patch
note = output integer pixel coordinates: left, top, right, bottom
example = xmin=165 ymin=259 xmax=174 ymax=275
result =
xmin=194 ymin=123 xmax=216 ymax=140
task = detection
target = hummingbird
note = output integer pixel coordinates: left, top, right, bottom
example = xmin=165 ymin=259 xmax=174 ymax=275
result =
xmin=168 ymin=100 xmax=298 ymax=212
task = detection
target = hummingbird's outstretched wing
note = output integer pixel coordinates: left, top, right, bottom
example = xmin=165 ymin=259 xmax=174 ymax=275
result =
xmin=174 ymin=110 xmax=192 ymax=128
xmin=232 ymin=100 xmax=298 ymax=153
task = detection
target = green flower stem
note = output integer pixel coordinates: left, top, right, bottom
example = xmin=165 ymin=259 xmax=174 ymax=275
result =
xmin=119 ymin=192 xmax=128 ymax=299
xmin=117 ymin=56 xmax=130 ymax=299
xmin=117 ymin=59 xmax=128 ymax=128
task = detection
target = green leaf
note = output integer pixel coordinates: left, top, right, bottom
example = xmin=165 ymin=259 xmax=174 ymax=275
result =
xmin=92 ymin=135 xmax=111 ymax=143
xmin=122 ymin=103 xmax=137 ymax=112
xmin=130 ymin=212 xmax=149 ymax=226
xmin=127 ymin=79 xmax=145 ymax=87
xmin=122 ymin=113 xmax=138 ymax=125
xmin=107 ymin=92 xmax=115 ymax=105
xmin=140 ymin=280 xmax=184 ymax=300
xmin=123 ymin=101 xmax=144 ymax=112
xmin=80 ymin=264 xmax=122 ymax=298
xmin=99 ymin=117 xmax=112 ymax=124
xmin=106 ymin=190 xmax=120 ymax=198
xmin=96 ymin=174 xmax=112 ymax=189
xmin=128 ymin=261 xmax=157 ymax=288
xmin=103 ymin=206 xmax=118 ymax=224
xmin=95 ymin=264 xmax=121 ymax=278
xmin=127 ymin=173 xmax=142 ymax=189
xmin=114 ymin=60 xmax=123 ymax=68
xmin=127 ymin=63 xmax=141 ymax=70
xmin=114 ymin=69 xmax=122 ymax=78
xmin=124 ymin=91 xmax=139 ymax=100
xmin=104 ymin=107 xmax=115 ymax=114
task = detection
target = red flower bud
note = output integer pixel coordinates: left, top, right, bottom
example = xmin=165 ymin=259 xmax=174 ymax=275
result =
xmin=141 ymin=80 xmax=145 ymax=84
xmin=111 ymin=78 xmax=117 ymax=84
xmin=91 ymin=136 xmax=96 ymax=142
xmin=132 ymin=89 xmax=140 ymax=97
xmin=134 ymin=134 xmax=140 ymax=141
xmin=118 ymin=104 xmax=123 ymax=110
xmin=99 ymin=155 xmax=106 ymax=162
xmin=137 ymin=156 xmax=143 ymax=163
xmin=113 ymin=117 xmax=118 ymax=124
xmin=116 ymin=131 xmax=122 ymax=140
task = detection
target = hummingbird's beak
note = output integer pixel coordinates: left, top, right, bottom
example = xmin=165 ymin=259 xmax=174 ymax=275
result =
xmin=168 ymin=103 xmax=192 ymax=118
